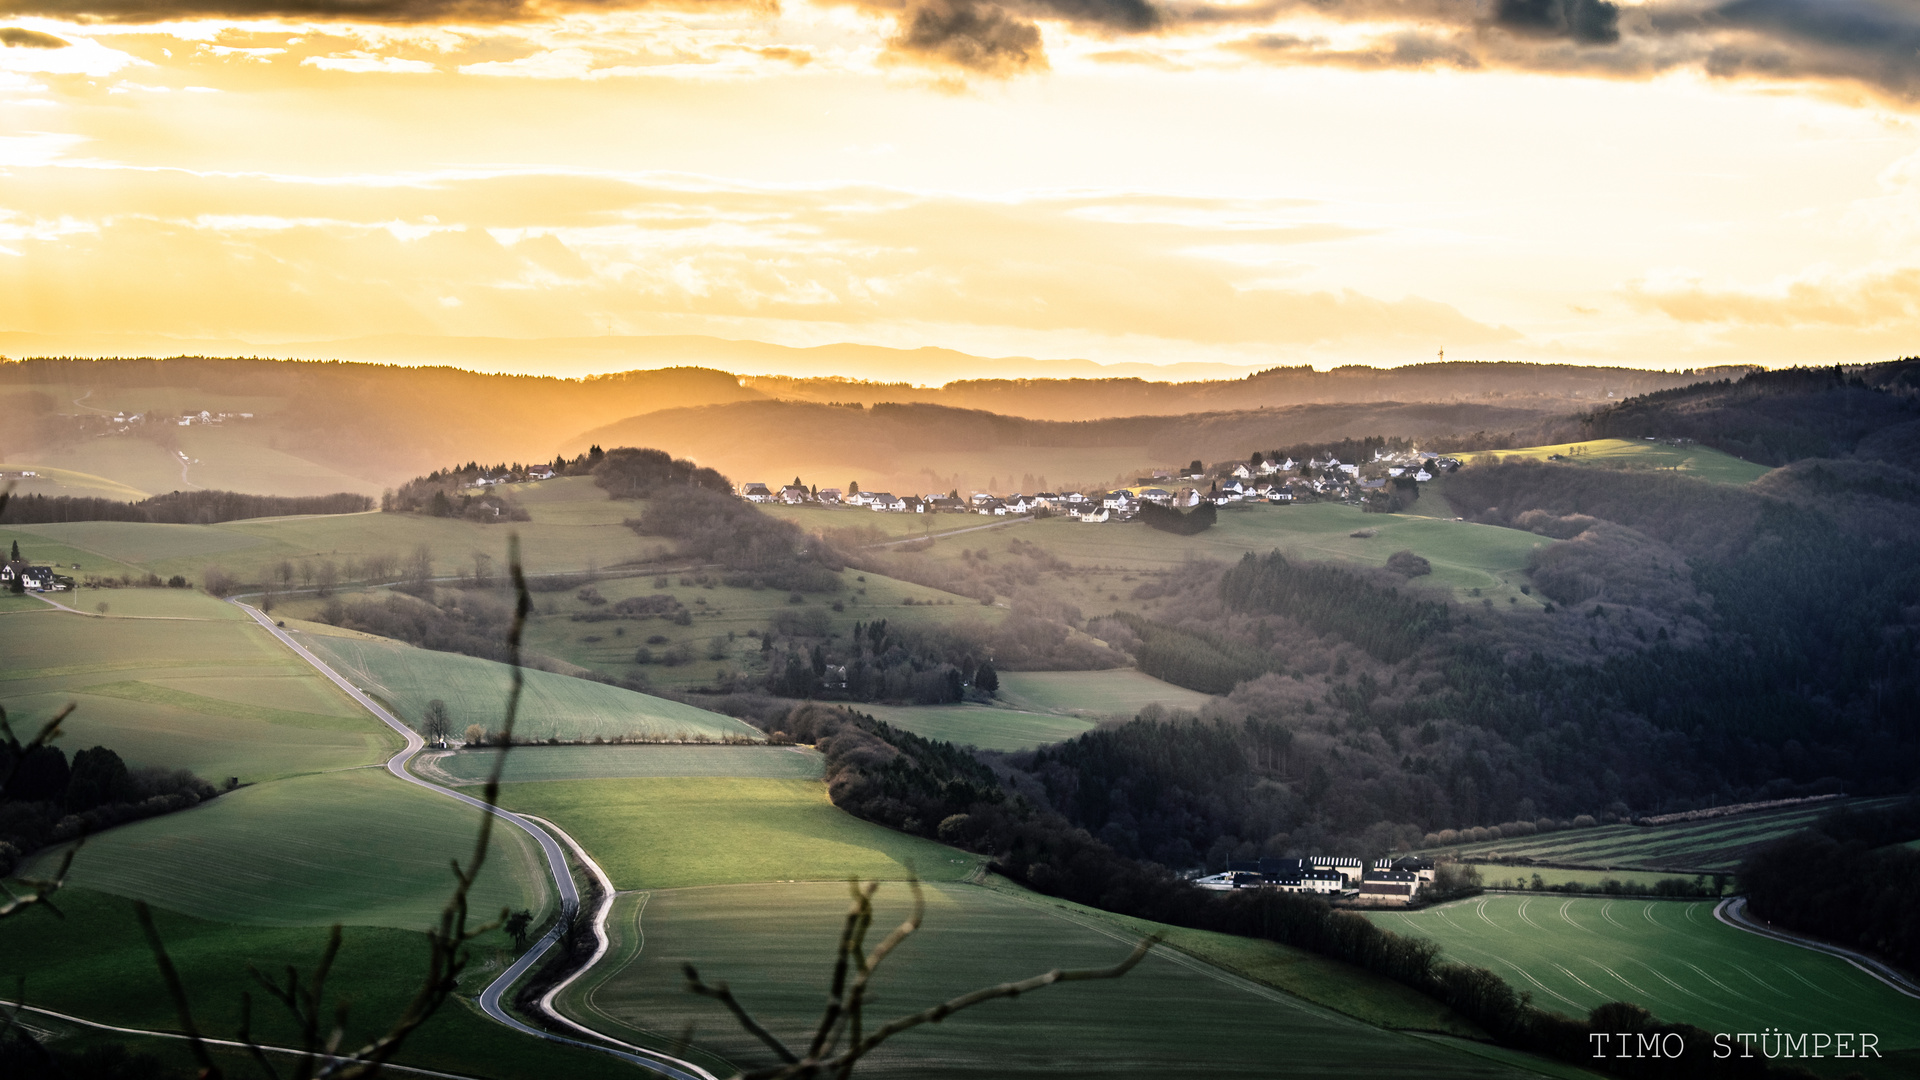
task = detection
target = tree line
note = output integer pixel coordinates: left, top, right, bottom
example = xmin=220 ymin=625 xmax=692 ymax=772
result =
xmin=729 ymin=700 xmax=1816 ymax=1080
xmin=0 ymin=489 xmax=371 ymax=526
xmin=0 ymin=738 xmax=218 ymax=878
xmin=1740 ymin=796 xmax=1920 ymax=973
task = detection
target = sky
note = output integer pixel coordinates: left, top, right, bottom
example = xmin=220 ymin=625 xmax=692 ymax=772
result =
xmin=3 ymin=0 xmax=1920 ymax=375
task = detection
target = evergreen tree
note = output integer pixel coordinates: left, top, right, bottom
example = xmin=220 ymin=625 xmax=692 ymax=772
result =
xmin=975 ymin=661 xmax=998 ymax=693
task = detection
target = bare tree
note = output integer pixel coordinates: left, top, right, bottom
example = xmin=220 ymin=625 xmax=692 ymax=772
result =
xmin=420 ymin=699 xmax=452 ymax=743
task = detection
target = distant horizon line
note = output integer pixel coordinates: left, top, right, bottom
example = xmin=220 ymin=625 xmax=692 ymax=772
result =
xmin=0 ymin=329 xmax=1784 ymax=385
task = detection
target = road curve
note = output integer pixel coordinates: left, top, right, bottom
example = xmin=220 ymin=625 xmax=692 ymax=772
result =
xmin=230 ymin=601 xmax=715 ymax=1080
xmin=1714 ymin=897 xmax=1920 ymax=1000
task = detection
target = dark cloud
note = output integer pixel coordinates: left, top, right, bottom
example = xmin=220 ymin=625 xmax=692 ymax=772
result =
xmin=1494 ymin=0 xmax=1620 ymax=45
xmin=1020 ymin=0 xmax=1158 ymax=32
xmin=887 ymin=0 xmax=1047 ymax=73
xmin=0 ymin=25 xmax=67 ymax=45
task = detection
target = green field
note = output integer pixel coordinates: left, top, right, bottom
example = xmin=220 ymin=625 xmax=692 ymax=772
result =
xmin=3 ymin=477 xmax=657 ymax=588
xmin=0 ymin=461 xmax=152 ymax=499
xmin=559 ymin=880 xmax=1569 ymax=1080
xmin=0 ymin=888 xmax=636 ymax=1080
xmin=1376 ymin=895 xmax=1920 ymax=1054
xmin=997 ymin=668 xmax=1214 ymax=715
xmin=496 ymin=777 xmax=979 ymax=889
xmin=1 ymin=525 xmax=147 ymax=580
xmin=1426 ymin=800 xmax=1902 ymax=873
xmin=19 ymin=768 xmax=551 ymax=930
xmin=853 ymin=502 xmax=1550 ymax=614
xmin=423 ymin=743 xmax=825 ymax=785
xmin=300 ymin=631 xmax=760 ymax=742
xmin=858 ymin=702 xmax=1099 ymax=750
xmin=11 ymin=422 xmax=386 ymax=498
xmin=1 ymin=609 xmax=396 ymax=783
xmin=35 ymin=587 xmax=247 ymax=619
xmin=1457 ymin=438 xmax=1771 ymax=485
xmin=514 ymin=562 xmax=1000 ymax=692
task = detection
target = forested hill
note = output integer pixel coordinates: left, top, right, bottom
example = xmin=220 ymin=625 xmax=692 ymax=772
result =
xmin=1576 ymin=360 xmax=1920 ymax=466
xmin=4 ymin=354 xmax=1715 ymax=495
xmin=0 ymin=489 xmax=372 ymax=525
xmin=566 ymin=398 xmax=1558 ymax=493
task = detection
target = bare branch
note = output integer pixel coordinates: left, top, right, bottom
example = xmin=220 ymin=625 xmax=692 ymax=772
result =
xmin=684 ymin=964 xmax=799 ymax=1065
xmin=844 ymin=933 xmax=1161 ymax=1062
xmin=135 ymin=900 xmax=225 ymax=1080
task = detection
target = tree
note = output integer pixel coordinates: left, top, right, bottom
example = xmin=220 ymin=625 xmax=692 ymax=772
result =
xmin=407 ymin=544 xmax=434 ymax=588
xmin=421 ymin=699 xmax=452 ymax=742
xmin=463 ymin=723 xmax=487 ymax=745
xmin=504 ymin=909 xmax=533 ymax=950
xmin=1250 ymin=452 xmax=1263 ymax=467
xmin=848 ymin=480 xmax=860 ymax=497
xmin=8 ymin=540 xmax=17 ymax=562
xmin=975 ymin=661 xmax=998 ymax=694
xmin=1188 ymin=459 xmax=1203 ymax=474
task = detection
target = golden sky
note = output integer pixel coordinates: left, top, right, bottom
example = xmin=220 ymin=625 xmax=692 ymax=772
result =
xmin=3 ymin=0 xmax=1920 ymax=373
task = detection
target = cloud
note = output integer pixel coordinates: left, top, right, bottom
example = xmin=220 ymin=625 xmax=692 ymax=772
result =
xmin=1493 ymin=0 xmax=1619 ymax=45
xmin=1624 ymin=264 xmax=1920 ymax=327
xmin=0 ymin=26 xmax=66 ymax=47
xmin=884 ymin=0 xmax=1047 ymax=74
xmin=0 ymin=167 xmax=1515 ymax=350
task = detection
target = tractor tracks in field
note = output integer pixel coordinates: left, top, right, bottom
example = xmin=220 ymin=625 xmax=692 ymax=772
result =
xmin=1714 ymin=897 xmax=1920 ymax=1001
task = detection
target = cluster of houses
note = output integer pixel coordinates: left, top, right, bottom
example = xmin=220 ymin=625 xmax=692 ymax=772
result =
xmin=737 ymin=449 xmax=1461 ymax=522
xmin=172 ymin=409 xmax=253 ymax=427
xmin=1 ymin=561 xmax=74 ymax=592
xmin=466 ymin=464 xmax=557 ymax=489
xmin=1195 ymin=855 xmax=1436 ymax=905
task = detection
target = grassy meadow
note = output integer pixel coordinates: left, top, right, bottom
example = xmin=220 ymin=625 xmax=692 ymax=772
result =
xmin=996 ymin=668 xmax=1214 ymax=715
xmin=513 ymin=560 xmax=993 ymax=693
xmin=1 ymin=608 xmax=397 ymax=783
xmin=496 ymin=776 xmax=979 ymax=889
xmin=1427 ymin=799 xmax=1903 ymax=873
xmin=424 ymin=743 xmax=825 ymax=785
xmin=857 ymin=702 xmax=1099 ymax=750
xmin=1376 ymin=895 xmax=1920 ymax=1056
xmin=2 ymin=595 xmax=580 ymax=1077
xmin=560 ymin=881 xmax=1569 ymax=1080
xmin=0 ymin=888 xmax=637 ymax=1080
xmin=20 ymin=769 xmax=552 ymax=930
xmin=845 ymin=501 xmax=1551 ymax=614
xmin=300 ymin=631 xmax=759 ymax=742
xmin=1455 ymin=438 xmax=1771 ymax=485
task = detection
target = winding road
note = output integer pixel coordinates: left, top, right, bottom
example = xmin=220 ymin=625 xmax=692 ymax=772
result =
xmin=230 ymin=601 xmax=716 ymax=1080
xmin=1713 ymin=896 xmax=1920 ymax=1001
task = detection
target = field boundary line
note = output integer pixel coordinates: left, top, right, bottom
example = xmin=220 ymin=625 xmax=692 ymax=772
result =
xmin=1714 ymin=898 xmax=1920 ymax=1001
xmin=227 ymin=599 xmax=715 ymax=1080
xmin=2 ymin=1000 xmax=484 ymax=1080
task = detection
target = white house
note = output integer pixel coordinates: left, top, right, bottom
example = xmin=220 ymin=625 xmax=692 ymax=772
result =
xmin=740 ymin=482 xmax=774 ymax=503
xmin=816 ymin=488 xmax=843 ymax=504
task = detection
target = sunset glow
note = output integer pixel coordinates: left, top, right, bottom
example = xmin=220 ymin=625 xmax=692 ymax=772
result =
xmin=5 ymin=0 xmax=1920 ymax=373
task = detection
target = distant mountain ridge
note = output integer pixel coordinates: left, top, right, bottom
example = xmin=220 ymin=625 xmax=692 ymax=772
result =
xmin=0 ymin=351 xmax=1732 ymax=497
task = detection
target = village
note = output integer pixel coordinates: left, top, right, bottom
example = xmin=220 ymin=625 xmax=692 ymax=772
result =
xmin=736 ymin=447 xmax=1462 ymax=521
xmin=1193 ymin=854 xmax=1438 ymax=906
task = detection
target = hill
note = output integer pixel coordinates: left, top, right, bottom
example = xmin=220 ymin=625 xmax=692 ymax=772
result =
xmin=3 ymin=353 xmax=1719 ymax=498
xmin=571 ymin=398 xmax=1567 ymax=495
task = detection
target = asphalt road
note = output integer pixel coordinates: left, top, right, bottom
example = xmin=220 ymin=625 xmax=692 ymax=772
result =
xmin=1713 ymin=896 xmax=1920 ymax=1001
xmin=232 ymin=601 xmax=716 ymax=1080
